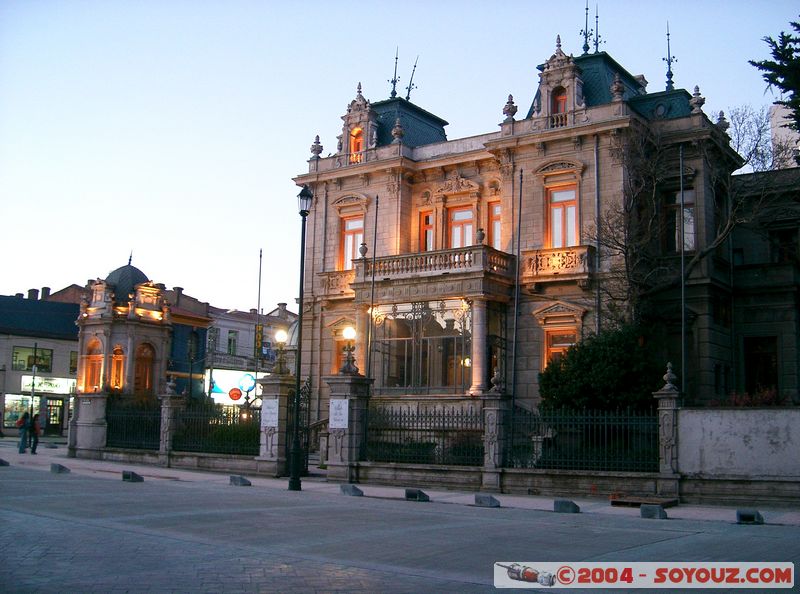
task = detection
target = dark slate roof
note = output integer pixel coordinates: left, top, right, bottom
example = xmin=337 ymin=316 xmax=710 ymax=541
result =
xmin=0 ymin=296 xmax=79 ymax=341
xmin=371 ymin=98 xmax=448 ymax=148
xmin=628 ymin=89 xmax=693 ymax=121
xmin=105 ymin=264 xmax=149 ymax=303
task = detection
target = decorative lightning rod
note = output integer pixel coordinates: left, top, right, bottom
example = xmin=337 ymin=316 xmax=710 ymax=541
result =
xmin=580 ymin=0 xmax=592 ymax=54
xmin=663 ymin=21 xmax=677 ymax=91
xmin=405 ymin=56 xmax=419 ymax=101
xmin=389 ymin=47 xmax=400 ymax=98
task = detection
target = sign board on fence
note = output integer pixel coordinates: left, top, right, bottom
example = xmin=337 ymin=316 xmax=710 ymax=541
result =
xmin=261 ymin=399 xmax=279 ymax=428
xmin=329 ymin=399 xmax=348 ymax=429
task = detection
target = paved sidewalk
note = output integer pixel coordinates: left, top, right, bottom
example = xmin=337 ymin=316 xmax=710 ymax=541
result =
xmin=2 ymin=436 xmax=799 ymax=526
xmin=1 ymin=437 xmax=799 ymax=593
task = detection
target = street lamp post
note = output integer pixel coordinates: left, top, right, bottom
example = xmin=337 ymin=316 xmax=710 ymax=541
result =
xmin=289 ymin=184 xmax=313 ymax=491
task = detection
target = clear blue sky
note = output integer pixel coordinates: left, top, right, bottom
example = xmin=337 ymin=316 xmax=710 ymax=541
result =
xmin=1 ymin=0 xmax=796 ymax=313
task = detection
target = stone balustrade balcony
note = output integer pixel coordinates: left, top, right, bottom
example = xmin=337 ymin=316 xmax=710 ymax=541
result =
xmin=356 ymin=245 xmax=515 ymax=282
xmin=521 ymin=245 xmax=596 ymax=289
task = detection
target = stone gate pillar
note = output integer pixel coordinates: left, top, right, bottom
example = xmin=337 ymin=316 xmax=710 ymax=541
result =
xmin=158 ymin=380 xmax=185 ymax=467
xmin=653 ymin=363 xmax=681 ymax=498
xmin=325 ymin=373 xmax=372 ymax=483
xmin=256 ymin=372 xmax=293 ymax=476
xmin=70 ymin=392 xmax=108 ymax=459
xmin=481 ymin=377 xmax=510 ymax=491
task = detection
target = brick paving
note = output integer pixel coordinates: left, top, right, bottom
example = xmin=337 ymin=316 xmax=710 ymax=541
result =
xmin=0 ymin=440 xmax=798 ymax=593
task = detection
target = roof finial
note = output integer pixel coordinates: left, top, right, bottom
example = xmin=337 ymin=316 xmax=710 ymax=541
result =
xmin=663 ymin=21 xmax=677 ymax=91
xmin=405 ymin=55 xmax=419 ymax=101
xmin=128 ymin=251 xmax=132 ymax=266
xmin=580 ymin=1 xmax=591 ymax=54
xmin=389 ymin=47 xmax=399 ymax=99
xmin=357 ymin=82 xmax=362 ymax=96
xmin=594 ymin=4 xmax=603 ymax=53
xmin=556 ymin=34 xmax=562 ymax=51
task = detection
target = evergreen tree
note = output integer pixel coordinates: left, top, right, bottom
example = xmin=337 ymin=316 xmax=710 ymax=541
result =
xmin=750 ymin=18 xmax=800 ymax=131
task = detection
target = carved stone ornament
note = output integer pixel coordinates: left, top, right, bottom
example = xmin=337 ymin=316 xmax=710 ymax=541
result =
xmin=332 ymin=194 xmax=369 ymax=213
xmin=536 ymin=160 xmax=583 ymax=177
xmin=433 ymin=174 xmax=480 ymax=196
xmin=310 ymin=135 xmax=323 ymax=158
xmin=502 ymin=94 xmax=518 ymax=122
xmin=716 ymin=110 xmax=730 ymax=133
xmin=610 ymin=72 xmax=625 ymax=102
xmin=347 ymin=82 xmax=369 ymax=114
xmin=689 ymin=86 xmax=705 ymax=114
xmin=533 ymin=300 xmax=587 ymax=327
xmin=391 ymin=118 xmax=404 ymax=143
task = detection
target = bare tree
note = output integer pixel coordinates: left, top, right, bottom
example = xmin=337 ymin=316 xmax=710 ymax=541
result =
xmin=590 ymin=106 xmax=793 ymax=326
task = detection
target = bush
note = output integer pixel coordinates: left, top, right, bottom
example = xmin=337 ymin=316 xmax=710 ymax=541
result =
xmin=538 ymin=324 xmax=662 ymax=411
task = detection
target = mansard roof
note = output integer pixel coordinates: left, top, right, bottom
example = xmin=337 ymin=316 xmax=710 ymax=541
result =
xmin=371 ymin=97 xmax=448 ymax=148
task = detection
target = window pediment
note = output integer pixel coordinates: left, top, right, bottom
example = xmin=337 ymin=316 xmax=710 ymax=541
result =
xmin=332 ymin=194 xmax=370 ymax=214
xmin=534 ymin=300 xmax=586 ymax=327
xmin=433 ymin=175 xmax=481 ymax=198
xmin=536 ymin=160 xmax=584 ymax=177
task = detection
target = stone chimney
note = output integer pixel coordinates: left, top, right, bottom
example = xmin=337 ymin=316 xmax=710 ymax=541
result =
xmin=249 ymin=308 xmax=257 ymax=314
xmin=173 ymin=287 xmax=183 ymax=304
xmin=15 ymin=293 xmax=24 ymax=299
xmin=28 ymin=288 xmax=39 ymax=300
xmin=278 ymin=302 xmax=287 ymax=319
xmin=41 ymin=287 xmax=51 ymax=300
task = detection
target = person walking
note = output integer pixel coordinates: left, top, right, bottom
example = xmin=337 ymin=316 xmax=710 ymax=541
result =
xmin=30 ymin=413 xmax=41 ymax=454
xmin=16 ymin=412 xmax=30 ymax=454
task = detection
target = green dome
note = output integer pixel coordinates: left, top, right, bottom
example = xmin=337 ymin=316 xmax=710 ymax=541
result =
xmin=105 ymin=264 xmax=149 ymax=302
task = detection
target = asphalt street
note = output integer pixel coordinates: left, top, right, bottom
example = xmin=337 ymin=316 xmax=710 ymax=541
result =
xmin=0 ymin=439 xmax=798 ymax=593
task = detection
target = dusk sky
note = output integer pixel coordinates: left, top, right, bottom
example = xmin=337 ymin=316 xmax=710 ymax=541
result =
xmin=1 ymin=1 xmax=797 ymax=314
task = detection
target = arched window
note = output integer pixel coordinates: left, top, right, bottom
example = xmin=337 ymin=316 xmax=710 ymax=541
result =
xmin=84 ymin=339 xmax=103 ymax=393
xmin=134 ymin=343 xmax=155 ymax=395
xmin=550 ymin=87 xmax=568 ymax=128
xmin=349 ymin=128 xmax=363 ymax=163
xmin=552 ymin=87 xmax=567 ymax=114
xmin=110 ymin=346 xmax=125 ymax=391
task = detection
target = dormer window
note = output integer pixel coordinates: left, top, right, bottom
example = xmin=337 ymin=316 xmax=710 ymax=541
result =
xmin=551 ymin=86 xmax=568 ymax=128
xmin=349 ymin=128 xmax=363 ymax=164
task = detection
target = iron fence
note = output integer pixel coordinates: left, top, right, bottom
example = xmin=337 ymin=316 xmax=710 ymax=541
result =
xmin=365 ymin=405 xmax=484 ymax=466
xmin=106 ymin=404 xmax=161 ymax=450
xmin=506 ymin=407 xmax=658 ymax=472
xmin=173 ymin=404 xmax=261 ymax=456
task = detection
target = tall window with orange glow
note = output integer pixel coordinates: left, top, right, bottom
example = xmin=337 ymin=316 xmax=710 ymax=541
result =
xmin=84 ymin=339 xmax=102 ymax=392
xmin=448 ymin=207 xmax=473 ymax=248
xmin=544 ymin=328 xmax=577 ymax=366
xmin=110 ymin=346 xmax=125 ymax=390
xmin=340 ymin=216 xmax=364 ymax=270
xmin=349 ymin=128 xmax=363 ymax=163
xmin=488 ymin=202 xmax=502 ymax=250
xmin=420 ymin=211 xmax=434 ymax=251
xmin=548 ymin=186 xmax=578 ymax=248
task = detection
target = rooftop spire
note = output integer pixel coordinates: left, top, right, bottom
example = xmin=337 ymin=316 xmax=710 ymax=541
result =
xmin=580 ymin=1 xmax=591 ymax=54
xmin=128 ymin=251 xmax=132 ymax=266
xmin=389 ymin=47 xmax=399 ymax=98
xmin=663 ymin=21 xmax=677 ymax=91
xmin=405 ymin=55 xmax=419 ymax=101
xmin=594 ymin=4 xmax=603 ymax=53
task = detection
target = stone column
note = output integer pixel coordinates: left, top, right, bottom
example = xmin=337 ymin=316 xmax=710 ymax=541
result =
xmin=469 ymin=298 xmax=489 ymax=395
xmin=157 ymin=381 xmax=185 ymax=467
xmin=71 ymin=392 xmax=108 ymax=459
xmin=481 ymin=391 xmax=510 ymax=492
xmin=67 ymin=394 xmax=79 ymax=457
xmin=653 ymin=363 xmax=681 ymax=498
xmin=354 ymin=304 xmax=370 ymax=375
xmin=325 ymin=373 xmax=372 ymax=483
xmin=255 ymin=373 xmax=293 ymax=476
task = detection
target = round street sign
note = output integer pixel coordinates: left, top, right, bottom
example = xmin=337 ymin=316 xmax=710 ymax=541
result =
xmin=229 ymin=387 xmax=242 ymax=401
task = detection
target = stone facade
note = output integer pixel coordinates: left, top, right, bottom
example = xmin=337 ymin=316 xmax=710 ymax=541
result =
xmin=293 ymin=38 xmax=799 ymax=423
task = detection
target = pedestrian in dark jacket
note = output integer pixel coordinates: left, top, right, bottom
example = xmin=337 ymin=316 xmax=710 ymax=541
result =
xmin=30 ymin=413 xmax=41 ymax=454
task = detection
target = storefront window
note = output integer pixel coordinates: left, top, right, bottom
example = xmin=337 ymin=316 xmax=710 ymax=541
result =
xmin=3 ymin=395 xmax=42 ymax=428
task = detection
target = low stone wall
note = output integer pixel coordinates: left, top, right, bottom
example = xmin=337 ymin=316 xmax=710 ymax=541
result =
xmin=501 ymin=469 xmax=659 ymax=498
xmin=356 ymin=462 xmax=483 ymax=491
xmin=677 ymin=408 xmax=800 ymax=478
xmin=91 ymin=448 xmax=278 ymax=476
xmin=679 ymin=477 xmax=800 ymax=507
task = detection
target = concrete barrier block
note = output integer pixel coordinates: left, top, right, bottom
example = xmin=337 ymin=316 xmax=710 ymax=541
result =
xmin=554 ymin=499 xmax=580 ymax=513
xmin=737 ymin=509 xmax=764 ymax=525
xmin=340 ymin=484 xmax=364 ymax=497
xmin=122 ymin=470 xmax=144 ymax=482
xmin=229 ymin=475 xmax=252 ymax=486
xmin=640 ymin=504 xmax=668 ymax=519
xmin=50 ymin=463 xmax=70 ymax=474
xmin=45 ymin=444 xmax=58 ymax=449
xmin=405 ymin=488 xmax=430 ymax=502
xmin=475 ymin=493 xmax=501 ymax=508
xmin=0 ymin=459 xmax=9 ymax=466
